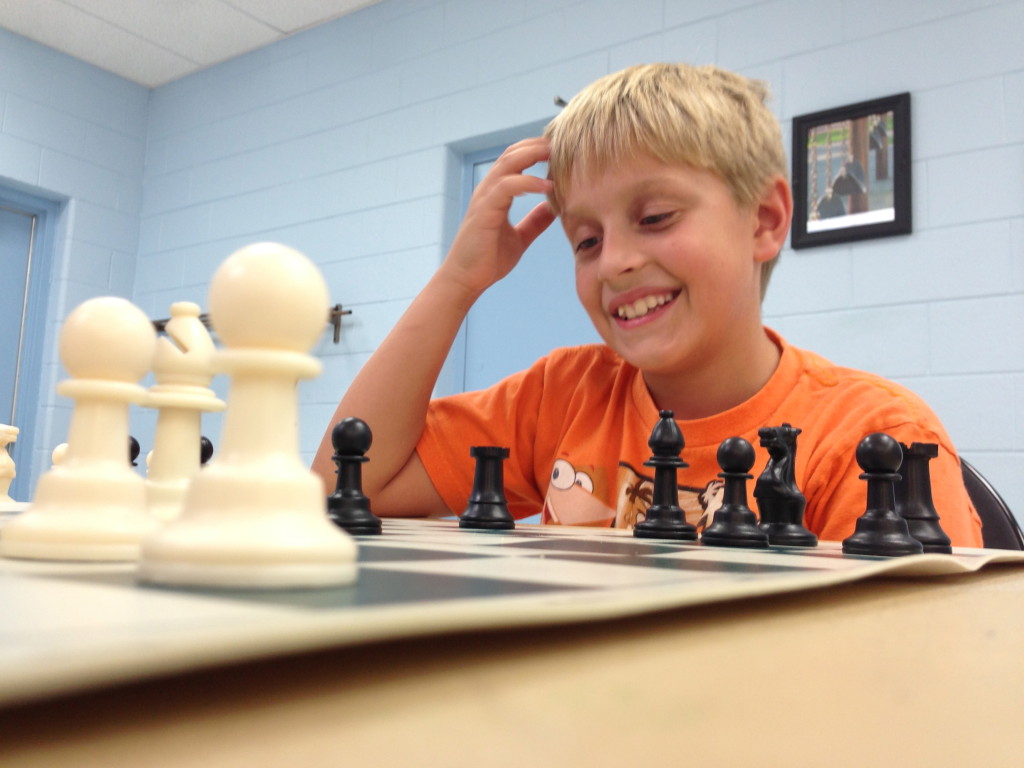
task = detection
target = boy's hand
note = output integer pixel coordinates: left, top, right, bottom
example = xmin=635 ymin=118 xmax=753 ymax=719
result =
xmin=442 ymin=137 xmax=556 ymax=300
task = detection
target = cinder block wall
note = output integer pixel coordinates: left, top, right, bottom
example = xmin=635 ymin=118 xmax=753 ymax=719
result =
xmin=0 ymin=28 xmax=148 ymax=492
xmin=3 ymin=0 xmax=1022 ymax=521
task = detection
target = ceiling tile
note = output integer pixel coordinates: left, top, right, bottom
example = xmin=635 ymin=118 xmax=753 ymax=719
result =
xmin=221 ymin=0 xmax=381 ymax=34
xmin=0 ymin=0 xmax=195 ymax=86
xmin=0 ymin=0 xmax=383 ymax=87
xmin=58 ymin=0 xmax=280 ymax=65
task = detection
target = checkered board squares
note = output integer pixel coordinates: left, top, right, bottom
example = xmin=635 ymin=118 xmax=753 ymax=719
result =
xmin=0 ymin=517 xmax=1021 ymax=708
xmin=358 ymin=527 xmax=832 ymax=588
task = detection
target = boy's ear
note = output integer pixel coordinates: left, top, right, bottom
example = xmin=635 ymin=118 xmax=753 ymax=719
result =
xmin=752 ymin=176 xmax=792 ymax=263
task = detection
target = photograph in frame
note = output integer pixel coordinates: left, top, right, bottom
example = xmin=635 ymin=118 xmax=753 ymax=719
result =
xmin=791 ymin=93 xmax=912 ymax=249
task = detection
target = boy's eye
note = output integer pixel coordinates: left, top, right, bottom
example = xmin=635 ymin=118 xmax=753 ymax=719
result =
xmin=640 ymin=212 xmax=672 ymax=226
xmin=575 ymin=236 xmax=600 ymax=253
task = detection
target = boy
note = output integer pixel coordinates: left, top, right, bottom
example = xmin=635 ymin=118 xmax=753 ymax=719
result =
xmin=313 ymin=63 xmax=982 ymax=546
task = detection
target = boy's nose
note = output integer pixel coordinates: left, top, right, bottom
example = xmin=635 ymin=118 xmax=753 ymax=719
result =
xmin=596 ymin=231 xmax=644 ymax=280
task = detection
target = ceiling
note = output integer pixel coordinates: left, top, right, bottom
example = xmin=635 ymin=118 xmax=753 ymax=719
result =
xmin=0 ymin=0 xmax=382 ymax=88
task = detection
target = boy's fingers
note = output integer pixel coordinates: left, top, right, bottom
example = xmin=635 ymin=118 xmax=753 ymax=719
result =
xmin=496 ymin=137 xmax=550 ymax=165
xmin=514 ymin=201 xmax=557 ymax=245
xmin=472 ymin=174 xmax=551 ymax=217
xmin=479 ymin=139 xmax=551 ymax=188
xmin=501 ymin=173 xmax=552 ymax=199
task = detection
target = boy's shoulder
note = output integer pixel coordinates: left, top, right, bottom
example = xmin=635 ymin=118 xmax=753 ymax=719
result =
xmin=788 ymin=340 xmax=917 ymax=396
xmin=778 ymin=335 xmax=944 ymax=429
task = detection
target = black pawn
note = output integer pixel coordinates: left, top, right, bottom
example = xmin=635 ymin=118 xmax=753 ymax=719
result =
xmin=895 ymin=442 xmax=952 ymax=554
xmin=327 ymin=417 xmax=382 ymax=535
xmin=200 ymin=435 xmax=214 ymax=465
xmin=634 ymin=410 xmax=698 ymax=541
xmin=842 ymin=433 xmax=924 ymax=557
xmin=701 ymin=437 xmax=768 ymax=548
xmin=459 ymin=446 xmax=514 ymax=530
xmin=129 ymin=436 xmax=140 ymax=467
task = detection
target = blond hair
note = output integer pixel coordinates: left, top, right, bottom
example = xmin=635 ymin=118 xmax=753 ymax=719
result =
xmin=544 ymin=63 xmax=788 ymax=296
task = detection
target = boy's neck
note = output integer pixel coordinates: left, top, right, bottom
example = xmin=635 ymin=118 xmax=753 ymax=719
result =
xmin=641 ymin=328 xmax=781 ymax=421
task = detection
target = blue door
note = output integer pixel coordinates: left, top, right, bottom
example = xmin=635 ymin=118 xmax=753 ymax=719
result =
xmin=0 ymin=189 xmax=59 ymax=501
xmin=0 ymin=206 xmax=34 ymax=425
xmin=459 ymin=151 xmax=600 ymax=393
xmin=0 ymin=204 xmax=35 ymax=499
xmin=453 ymin=148 xmax=602 ymax=525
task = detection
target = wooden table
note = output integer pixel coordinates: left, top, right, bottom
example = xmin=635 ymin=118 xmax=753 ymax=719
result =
xmin=1 ymin=565 xmax=1021 ymax=767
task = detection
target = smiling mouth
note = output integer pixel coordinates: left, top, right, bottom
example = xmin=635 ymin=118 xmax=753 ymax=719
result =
xmin=613 ymin=291 xmax=678 ymax=321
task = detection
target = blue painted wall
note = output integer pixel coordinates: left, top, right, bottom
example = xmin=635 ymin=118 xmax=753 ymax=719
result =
xmin=1 ymin=0 xmax=1022 ymax=521
xmin=0 ymin=27 xmax=148 ymax=491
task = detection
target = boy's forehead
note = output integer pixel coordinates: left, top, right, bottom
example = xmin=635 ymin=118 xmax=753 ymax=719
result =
xmin=558 ymin=157 xmax=718 ymax=215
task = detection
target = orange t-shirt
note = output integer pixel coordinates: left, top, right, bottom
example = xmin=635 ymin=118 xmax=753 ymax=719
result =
xmin=417 ymin=330 xmax=982 ymax=547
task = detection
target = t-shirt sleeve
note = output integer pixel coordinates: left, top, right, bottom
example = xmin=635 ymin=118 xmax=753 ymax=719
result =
xmin=415 ymin=357 xmax=549 ymax=518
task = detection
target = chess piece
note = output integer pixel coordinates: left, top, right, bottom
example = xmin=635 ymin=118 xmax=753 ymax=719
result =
xmin=138 ymin=243 xmax=357 ymax=589
xmin=842 ymin=433 xmax=924 ymax=557
xmin=701 ymin=437 xmax=768 ymax=548
xmin=1 ymin=297 xmax=159 ymax=561
xmin=634 ymin=411 xmax=698 ymax=541
xmin=327 ymin=417 xmax=382 ymax=535
xmin=754 ymin=424 xmax=817 ymax=547
xmin=129 ymin=436 xmax=141 ymax=467
xmin=0 ymin=424 xmax=18 ymax=503
xmin=895 ymin=442 xmax=952 ymax=554
xmin=51 ymin=443 xmax=68 ymax=467
xmin=145 ymin=301 xmax=225 ymax=521
xmin=200 ymin=436 xmax=214 ymax=465
xmin=459 ymin=446 xmax=514 ymax=530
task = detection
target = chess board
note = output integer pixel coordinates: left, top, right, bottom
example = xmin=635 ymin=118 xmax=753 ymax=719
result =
xmin=0 ymin=512 xmax=1022 ymax=708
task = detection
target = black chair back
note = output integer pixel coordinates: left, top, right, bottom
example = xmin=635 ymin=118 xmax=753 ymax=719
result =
xmin=962 ymin=459 xmax=1023 ymax=550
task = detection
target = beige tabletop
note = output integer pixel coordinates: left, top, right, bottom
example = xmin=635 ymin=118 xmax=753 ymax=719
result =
xmin=0 ymin=565 xmax=1021 ymax=767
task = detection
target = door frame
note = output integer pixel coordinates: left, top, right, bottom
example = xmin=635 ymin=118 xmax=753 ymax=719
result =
xmin=0 ymin=185 xmax=61 ymax=500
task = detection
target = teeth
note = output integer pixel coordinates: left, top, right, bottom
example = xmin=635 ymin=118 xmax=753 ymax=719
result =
xmin=616 ymin=293 xmax=673 ymax=320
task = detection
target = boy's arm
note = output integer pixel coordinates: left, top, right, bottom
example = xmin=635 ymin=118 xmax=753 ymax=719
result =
xmin=312 ymin=138 xmax=557 ymax=515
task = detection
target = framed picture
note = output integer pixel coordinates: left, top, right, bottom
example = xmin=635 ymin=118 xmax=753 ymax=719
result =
xmin=790 ymin=92 xmax=911 ymax=249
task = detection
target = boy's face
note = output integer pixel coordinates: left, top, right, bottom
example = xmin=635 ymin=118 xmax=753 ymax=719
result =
xmin=559 ymin=155 xmax=771 ymax=381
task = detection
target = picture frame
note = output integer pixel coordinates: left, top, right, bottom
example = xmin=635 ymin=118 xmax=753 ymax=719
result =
xmin=790 ymin=92 xmax=912 ymax=249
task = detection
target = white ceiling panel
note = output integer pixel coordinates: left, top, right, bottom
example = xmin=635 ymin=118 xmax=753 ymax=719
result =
xmin=58 ymin=0 xmax=281 ymax=65
xmin=0 ymin=0 xmax=382 ymax=87
xmin=0 ymin=0 xmax=196 ymax=84
xmin=222 ymin=0 xmax=381 ymax=34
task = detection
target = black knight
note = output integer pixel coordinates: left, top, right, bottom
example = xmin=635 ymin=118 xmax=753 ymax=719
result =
xmin=753 ymin=423 xmax=817 ymax=546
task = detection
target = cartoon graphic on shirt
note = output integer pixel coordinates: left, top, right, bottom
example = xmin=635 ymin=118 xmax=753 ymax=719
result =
xmin=541 ymin=457 xmax=725 ymax=531
xmin=695 ymin=479 xmax=726 ymax=530
xmin=540 ymin=459 xmax=611 ymax=526
xmin=613 ymin=462 xmax=724 ymax=532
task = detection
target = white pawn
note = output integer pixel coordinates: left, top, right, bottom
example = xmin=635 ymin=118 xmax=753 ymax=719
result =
xmin=138 ymin=243 xmax=357 ymax=589
xmin=51 ymin=443 xmax=68 ymax=467
xmin=145 ymin=302 xmax=224 ymax=521
xmin=1 ymin=298 xmax=158 ymax=561
xmin=0 ymin=424 xmax=18 ymax=503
